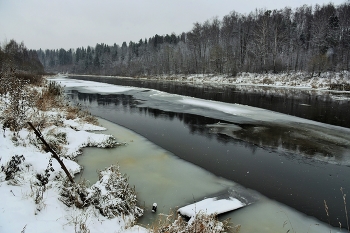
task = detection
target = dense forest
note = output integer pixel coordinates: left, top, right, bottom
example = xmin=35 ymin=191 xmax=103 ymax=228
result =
xmin=37 ymin=2 xmax=350 ymax=76
xmin=1 ymin=40 xmax=44 ymax=75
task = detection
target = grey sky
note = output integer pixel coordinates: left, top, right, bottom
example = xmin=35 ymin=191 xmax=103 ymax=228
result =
xmin=0 ymin=0 xmax=346 ymax=50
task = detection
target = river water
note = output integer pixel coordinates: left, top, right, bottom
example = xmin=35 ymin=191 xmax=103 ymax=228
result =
xmin=57 ymin=76 xmax=350 ymax=231
xmin=68 ymin=75 xmax=350 ymax=128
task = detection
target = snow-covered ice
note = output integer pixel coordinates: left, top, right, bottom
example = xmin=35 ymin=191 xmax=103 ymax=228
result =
xmin=50 ymin=77 xmax=134 ymax=94
xmin=178 ymin=197 xmax=245 ymax=219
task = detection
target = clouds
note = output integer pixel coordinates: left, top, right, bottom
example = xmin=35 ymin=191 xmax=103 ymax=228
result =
xmin=0 ymin=0 xmax=346 ymax=50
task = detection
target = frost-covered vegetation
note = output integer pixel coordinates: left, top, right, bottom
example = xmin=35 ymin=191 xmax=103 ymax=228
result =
xmin=134 ymin=71 xmax=350 ymax=90
xmin=0 ymin=41 xmax=145 ymax=232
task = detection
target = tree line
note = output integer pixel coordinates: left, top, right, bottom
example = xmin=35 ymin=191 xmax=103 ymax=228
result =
xmin=37 ymin=2 xmax=350 ymax=77
xmin=1 ymin=39 xmax=44 ymax=75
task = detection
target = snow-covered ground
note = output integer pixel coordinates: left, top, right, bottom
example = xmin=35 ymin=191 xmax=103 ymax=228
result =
xmin=140 ymin=71 xmax=350 ymax=90
xmin=69 ymin=71 xmax=350 ymax=91
xmin=0 ymin=81 xmax=147 ymax=233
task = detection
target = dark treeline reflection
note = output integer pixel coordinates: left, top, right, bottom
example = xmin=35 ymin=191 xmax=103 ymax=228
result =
xmin=70 ymin=90 xmax=230 ymax=143
xmin=70 ymin=90 xmax=349 ymax=159
xmin=69 ymin=76 xmax=350 ymax=128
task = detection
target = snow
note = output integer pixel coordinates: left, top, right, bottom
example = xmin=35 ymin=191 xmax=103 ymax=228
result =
xmin=141 ymin=71 xmax=350 ymax=91
xmin=64 ymin=119 xmax=106 ymax=131
xmin=50 ymin=76 xmax=134 ymax=94
xmin=179 ymin=98 xmax=250 ymax=116
xmin=0 ymin=83 xmax=147 ymax=233
xmin=178 ymin=197 xmax=245 ymax=219
xmin=0 ymin=126 xmax=147 ymax=233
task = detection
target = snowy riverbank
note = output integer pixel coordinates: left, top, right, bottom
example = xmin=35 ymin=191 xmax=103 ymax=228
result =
xmin=0 ymin=78 xmax=148 ymax=233
xmin=67 ymin=71 xmax=350 ymax=91
xmin=0 ymin=75 xmax=238 ymax=233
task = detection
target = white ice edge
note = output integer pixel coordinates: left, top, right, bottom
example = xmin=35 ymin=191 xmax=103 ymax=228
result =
xmin=178 ymin=197 xmax=245 ymax=218
xmin=48 ymin=77 xmax=134 ymax=93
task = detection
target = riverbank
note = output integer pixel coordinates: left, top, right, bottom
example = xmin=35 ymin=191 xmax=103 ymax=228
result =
xmin=0 ymin=77 xmax=147 ymax=233
xmin=64 ymin=71 xmax=350 ymax=92
xmin=0 ymin=75 xmax=237 ymax=233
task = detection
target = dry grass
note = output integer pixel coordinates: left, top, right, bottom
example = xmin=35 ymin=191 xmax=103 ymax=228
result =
xmin=324 ymin=187 xmax=350 ymax=232
xmin=65 ymin=106 xmax=98 ymax=125
xmin=65 ymin=106 xmax=80 ymax=120
xmin=146 ymin=210 xmax=240 ymax=233
xmin=35 ymin=81 xmax=64 ymax=111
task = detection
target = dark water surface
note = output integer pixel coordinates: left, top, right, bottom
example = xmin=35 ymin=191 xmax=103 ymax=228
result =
xmin=66 ymin=76 xmax=350 ymax=227
xmin=69 ymin=75 xmax=350 ymax=128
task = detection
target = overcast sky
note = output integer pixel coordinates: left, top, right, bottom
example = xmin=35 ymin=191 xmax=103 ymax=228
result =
xmin=0 ymin=0 xmax=346 ymax=50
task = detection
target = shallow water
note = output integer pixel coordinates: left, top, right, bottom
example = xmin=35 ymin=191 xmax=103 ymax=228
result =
xmin=77 ymin=118 xmax=337 ymax=233
xmin=76 ymin=118 xmax=237 ymax=226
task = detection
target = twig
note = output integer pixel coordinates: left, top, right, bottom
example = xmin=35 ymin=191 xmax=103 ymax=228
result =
xmin=21 ymin=224 xmax=27 ymax=233
xmin=340 ymin=187 xmax=349 ymax=233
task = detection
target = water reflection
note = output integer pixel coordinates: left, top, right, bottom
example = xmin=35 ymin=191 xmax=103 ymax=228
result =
xmin=66 ymin=88 xmax=350 ymax=227
xmin=69 ymin=90 xmax=350 ymax=162
xmin=69 ymin=75 xmax=350 ymax=128
xmin=208 ymin=122 xmax=349 ymax=160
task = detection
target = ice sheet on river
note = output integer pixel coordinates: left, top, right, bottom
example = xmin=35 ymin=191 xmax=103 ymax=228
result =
xmin=178 ymin=187 xmax=256 ymax=219
xmin=52 ymin=77 xmax=350 ymax=165
xmin=178 ymin=197 xmax=245 ymax=219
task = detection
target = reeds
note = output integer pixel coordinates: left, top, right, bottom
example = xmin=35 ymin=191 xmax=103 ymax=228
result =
xmin=324 ymin=187 xmax=349 ymax=232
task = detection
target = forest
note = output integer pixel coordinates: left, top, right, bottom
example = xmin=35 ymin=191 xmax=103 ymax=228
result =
xmin=1 ymin=40 xmax=44 ymax=75
xmin=37 ymin=2 xmax=350 ymax=77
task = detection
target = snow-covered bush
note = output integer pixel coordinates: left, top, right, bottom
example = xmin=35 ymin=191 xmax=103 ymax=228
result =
xmin=60 ymin=165 xmax=143 ymax=219
xmin=35 ymin=158 xmax=54 ymax=187
xmin=1 ymin=155 xmax=25 ymax=181
xmin=95 ymin=135 xmax=121 ymax=148
xmin=60 ymin=179 xmax=91 ymax=209
xmin=92 ymin=165 xmax=143 ymax=219
xmin=45 ymin=129 xmax=67 ymax=154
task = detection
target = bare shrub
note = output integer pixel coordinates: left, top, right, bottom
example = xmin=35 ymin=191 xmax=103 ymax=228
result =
xmin=65 ymin=106 xmax=81 ymax=120
xmin=1 ymin=66 xmax=30 ymax=132
xmin=67 ymin=212 xmax=91 ymax=233
xmin=82 ymin=113 xmax=98 ymax=125
xmin=35 ymin=82 xmax=64 ymax=111
xmin=15 ymin=73 xmax=43 ymax=86
xmin=148 ymin=210 xmax=240 ymax=233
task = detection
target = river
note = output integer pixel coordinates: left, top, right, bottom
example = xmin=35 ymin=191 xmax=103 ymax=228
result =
xmin=56 ymin=76 xmax=350 ymax=231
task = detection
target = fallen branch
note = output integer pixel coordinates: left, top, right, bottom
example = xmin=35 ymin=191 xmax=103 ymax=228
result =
xmin=27 ymin=122 xmax=75 ymax=183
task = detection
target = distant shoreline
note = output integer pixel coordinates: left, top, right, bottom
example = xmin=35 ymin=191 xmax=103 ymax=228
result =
xmin=61 ymin=71 xmax=350 ymax=93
